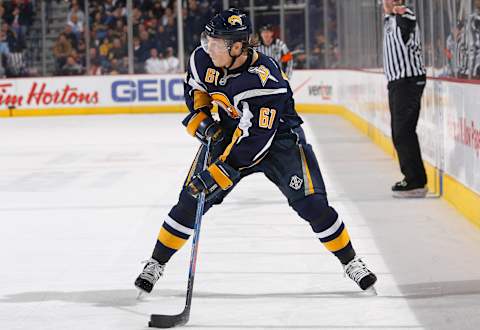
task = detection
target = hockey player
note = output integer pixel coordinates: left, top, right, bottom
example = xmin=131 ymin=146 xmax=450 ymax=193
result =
xmin=135 ymin=8 xmax=377 ymax=295
xmin=257 ymin=24 xmax=293 ymax=79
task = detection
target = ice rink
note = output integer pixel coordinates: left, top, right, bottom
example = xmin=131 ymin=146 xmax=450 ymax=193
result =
xmin=1 ymin=113 xmax=479 ymax=330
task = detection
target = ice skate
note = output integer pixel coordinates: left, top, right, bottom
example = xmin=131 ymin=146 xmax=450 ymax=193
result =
xmin=344 ymin=256 xmax=377 ymax=292
xmin=392 ymin=180 xmax=427 ymax=198
xmin=135 ymin=258 xmax=165 ymax=298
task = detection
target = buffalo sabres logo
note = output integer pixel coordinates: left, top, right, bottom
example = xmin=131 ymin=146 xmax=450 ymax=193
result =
xmin=210 ymin=92 xmax=242 ymax=119
xmin=228 ymin=15 xmax=242 ymax=26
xmin=248 ymin=65 xmax=279 ymax=87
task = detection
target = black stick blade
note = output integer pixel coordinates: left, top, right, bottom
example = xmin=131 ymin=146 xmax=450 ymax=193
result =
xmin=149 ymin=310 xmax=190 ymax=328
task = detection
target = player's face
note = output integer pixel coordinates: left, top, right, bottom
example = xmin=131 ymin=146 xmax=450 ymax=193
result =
xmin=202 ymin=35 xmax=232 ymax=67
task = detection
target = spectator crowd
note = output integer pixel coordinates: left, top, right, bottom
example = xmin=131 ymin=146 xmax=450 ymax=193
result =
xmin=0 ymin=0 xmax=34 ymax=77
xmin=53 ymin=0 xmax=222 ymax=75
xmin=0 ymin=0 xmax=478 ymax=80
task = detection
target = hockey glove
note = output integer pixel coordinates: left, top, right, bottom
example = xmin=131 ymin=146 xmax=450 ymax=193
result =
xmin=183 ymin=110 xmax=224 ymax=145
xmin=187 ymin=160 xmax=240 ymax=199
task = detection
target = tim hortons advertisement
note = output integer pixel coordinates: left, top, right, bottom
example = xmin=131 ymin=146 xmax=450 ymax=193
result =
xmin=0 ymin=75 xmax=185 ymax=110
xmin=0 ymin=80 xmax=99 ymax=109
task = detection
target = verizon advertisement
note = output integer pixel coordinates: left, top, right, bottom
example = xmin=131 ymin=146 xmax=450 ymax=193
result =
xmin=289 ymin=70 xmax=338 ymax=103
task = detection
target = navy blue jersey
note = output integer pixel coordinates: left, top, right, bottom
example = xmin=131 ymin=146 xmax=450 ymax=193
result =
xmin=184 ymin=47 xmax=303 ymax=170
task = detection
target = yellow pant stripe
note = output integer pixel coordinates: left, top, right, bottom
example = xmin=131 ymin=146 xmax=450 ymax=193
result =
xmin=322 ymin=228 xmax=351 ymax=252
xmin=158 ymin=227 xmax=187 ymax=250
xmin=299 ymin=145 xmax=314 ymax=195
xmin=208 ymin=163 xmax=233 ymax=190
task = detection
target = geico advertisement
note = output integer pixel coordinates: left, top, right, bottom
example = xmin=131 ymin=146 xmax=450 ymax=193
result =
xmin=0 ymin=75 xmax=185 ymax=109
xmin=111 ymin=77 xmax=184 ymax=103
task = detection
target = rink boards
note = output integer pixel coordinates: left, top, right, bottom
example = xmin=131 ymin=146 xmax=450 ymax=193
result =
xmin=0 ymin=71 xmax=478 ymax=226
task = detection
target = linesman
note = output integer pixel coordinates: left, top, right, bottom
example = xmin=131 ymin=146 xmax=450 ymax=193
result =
xmin=383 ymin=0 xmax=428 ymax=198
xmin=257 ymin=24 xmax=293 ymax=79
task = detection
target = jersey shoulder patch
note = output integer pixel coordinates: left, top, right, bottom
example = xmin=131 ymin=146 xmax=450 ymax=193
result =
xmin=248 ymin=64 xmax=279 ymax=87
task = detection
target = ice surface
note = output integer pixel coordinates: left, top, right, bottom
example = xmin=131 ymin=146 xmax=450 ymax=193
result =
xmin=0 ymin=114 xmax=479 ymax=330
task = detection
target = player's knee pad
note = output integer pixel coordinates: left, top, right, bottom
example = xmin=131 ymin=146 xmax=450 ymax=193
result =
xmin=291 ymin=194 xmax=338 ymax=232
xmin=168 ymin=189 xmax=199 ymax=228
xmin=168 ymin=188 xmax=217 ymax=229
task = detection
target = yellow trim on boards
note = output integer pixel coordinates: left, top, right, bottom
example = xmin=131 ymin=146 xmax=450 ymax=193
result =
xmin=0 ymin=109 xmax=11 ymax=117
xmin=1 ymin=105 xmax=188 ymax=117
xmin=297 ymin=103 xmax=480 ymax=228
xmin=443 ymin=174 xmax=480 ymax=227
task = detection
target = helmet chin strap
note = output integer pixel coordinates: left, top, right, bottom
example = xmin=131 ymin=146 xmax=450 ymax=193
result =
xmin=226 ymin=46 xmax=239 ymax=69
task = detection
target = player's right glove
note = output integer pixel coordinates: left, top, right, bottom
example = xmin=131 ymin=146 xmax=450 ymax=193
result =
xmin=187 ymin=160 xmax=240 ymax=200
xmin=183 ymin=110 xmax=224 ymax=145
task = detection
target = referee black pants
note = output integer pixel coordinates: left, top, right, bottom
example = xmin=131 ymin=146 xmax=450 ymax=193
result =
xmin=387 ymin=75 xmax=427 ymax=186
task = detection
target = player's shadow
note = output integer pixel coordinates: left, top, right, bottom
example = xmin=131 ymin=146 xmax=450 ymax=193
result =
xmin=2 ymin=280 xmax=479 ymax=309
xmin=4 ymin=279 xmax=480 ymax=308
xmin=0 ymin=289 xmax=147 ymax=307
xmin=0 ymin=289 xmax=367 ymax=308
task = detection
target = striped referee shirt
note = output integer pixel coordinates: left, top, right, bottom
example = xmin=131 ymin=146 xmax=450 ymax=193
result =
xmin=383 ymin=7 xmax=426 ymax=82
xmin=257 ymin=38 xmax=293 ymax=79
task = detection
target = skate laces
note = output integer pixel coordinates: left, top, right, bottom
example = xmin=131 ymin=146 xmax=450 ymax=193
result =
xmin=344 ymin=257 xmax=371 ymax=284
xmin=139 ymin=258 xmax=165 ymax=283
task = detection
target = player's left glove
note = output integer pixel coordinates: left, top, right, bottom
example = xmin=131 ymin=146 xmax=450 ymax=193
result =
xmin=187 ymin=160 xmax=240 ymax=199
xmin=183 ymin=110 xmax=224 ymax=145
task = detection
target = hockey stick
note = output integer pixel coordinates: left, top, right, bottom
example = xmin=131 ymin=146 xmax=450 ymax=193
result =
xmin=149 ymin=138 xmax=211 ymax=328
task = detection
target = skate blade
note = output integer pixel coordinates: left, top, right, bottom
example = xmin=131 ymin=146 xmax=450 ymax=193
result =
xmin=363 ymin=285 xmax=378 ymax=296
xmin=136 ymin=290 xmax=148 ymax=300
xmin=393 ymin=188 xmax=427 ymax=199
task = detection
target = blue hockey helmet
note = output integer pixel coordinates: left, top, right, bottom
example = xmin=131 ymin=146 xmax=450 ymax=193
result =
xmin=204 ymin=8 xmax=252 ymax=43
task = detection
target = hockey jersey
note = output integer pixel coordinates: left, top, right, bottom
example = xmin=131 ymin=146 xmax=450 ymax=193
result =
xmin=183 ymin=47 xmax=303 ymax=171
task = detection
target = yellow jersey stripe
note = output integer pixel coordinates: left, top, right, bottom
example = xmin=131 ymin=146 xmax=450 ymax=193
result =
xmin=158 ymin=227 xmax=188 ymax=250
xmin=220 ymin=128 xmax=243 ymax=162
xmin=322 ymin=228 xmax=350 ymax=252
